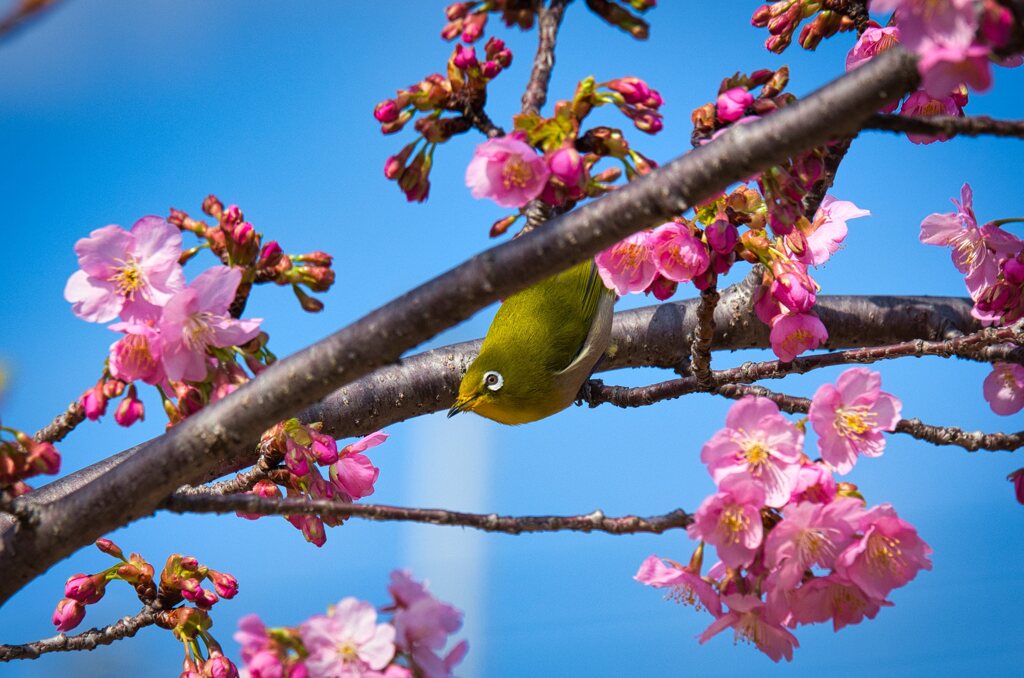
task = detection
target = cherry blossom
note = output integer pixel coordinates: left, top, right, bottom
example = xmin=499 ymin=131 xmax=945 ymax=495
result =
xmin=634 ymin=555 xmax=722 ymax=616
xmin=64 ymin=216 xmax=185 ymax=323
xmin=808 ymin=368 xmax=902 ymax=475
xmin=687 ymin=483 xmax=765 ymax=568
xmin=465 ymin=134 xmax=550 ymax=208
xmin=834 ymin=504 xmax=933 ymax=601
xmin=768 ymin=312 xmax=828 ymax=362
xmin=800 ymin=196 xmax=870 ymax=266
xmin=700 ymin=396 xmax=803 ymax=507
xmin=300 ymin=597 xmax=396 ymax=677
xmin=698 ymin=593 xmax=799 ymax=663
xmin=648 ymin=222 xmax=710 ymax=283
xmin=389 ymin=571 xmax=466 ymax=678
xmin=764 ymin=498 xmax=861 ymax=589
xmin=983 ymin=362 xmax=1024 ymax=416
xmin=594 ymin=232 xmax=658 ymax=295
xmin=787 ymin=574 xmax=890 ymax=631
xmin=158 ymin=266 xmax=263 ymax=382
xmin=716 ymin=87 xmax=753 ymax=123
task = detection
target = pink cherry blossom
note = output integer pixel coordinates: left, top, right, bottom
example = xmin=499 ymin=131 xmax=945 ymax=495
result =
xmin=594 ymin=232 xmax=658 ymax=295
xmin=300 ymin=597 xmax=396 ymax=677
xmin=329 ymin=432 xmax=387 ymax=500
xmin=64 ymin=216 xmax=185 ymax=323
xmin=769 ymin=262 xmax=816 ymax=313
xmin=698 ymin=593 xmax=798 ymax=662
xmin=716 ymin=87 xmax=753 ymax=123
xmin=788 ymin=461 xmax=837 ymax=504
xmin=647 ymin=222 xmax=710 ymax=283
xmin=919 ymin=184 xmax=1023 ymax=298
xmin=808 ymin=368 xmax=902 ymax=475
xmin=158 ymin=266 xmax=263 ymax=382
xmin=983 ymin=362 xmax=1024 ymax=415
xmin=52 ymin=598 xmax=85 ymax=632
xmin=114 ymin=388 xmax=145 ymax=427
xmin=873 ymin=0 xmax=977 ymax=53
xmin=465 ymin=134 xmax=550 ymax=208
xmin=687 ymin=483 xmax=765 ymax=568
xmin=800 ymin=196 xmax=870 ymax=266
xmin=769 ymin=312 xmax=828 ymax=362
xmin=80 ymin=382 xmax=108 ymax=421
xmin=700 ymin=396 xmax=803 ymax=507
xmin=835 ymin=504 xmax=933 ymax=601
xmin=389 ymin=571 xmax=466 ymax=678
xmin=899 ymin=90 xmax=963 ymax=144
xmin=788 ymin=574 xmax=890 ymax=631
xmin=846 ymin=26 xmax=901 ymax=73
xmin=108 ymin=321 xmax=165 ymax=384
xmin=764 ymin=498 xmax=862 ymax=589
xmin=634 ymin=555 xmax=722 ymax=616
xmin=919 ymin=43 xmax=993 ymax=97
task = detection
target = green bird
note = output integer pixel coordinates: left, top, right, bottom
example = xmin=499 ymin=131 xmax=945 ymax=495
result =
xmin=448 ymin=260 xmax=615 ymax=425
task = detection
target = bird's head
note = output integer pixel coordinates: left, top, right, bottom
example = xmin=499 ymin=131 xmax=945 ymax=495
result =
xmin=448 ymin=349 xmax=553 ymax=425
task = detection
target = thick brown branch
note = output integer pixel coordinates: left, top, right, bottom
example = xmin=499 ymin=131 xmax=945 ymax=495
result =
xmin=713 ymin=384 xmax=1024 ymax=452
xmin=865 ymin=114 xmax=1024 ymax=139
xmin=0 ymin=608 xmax=156 ymax=661
xmin=163 ymin=494 xmax=692 ymax=536
xmin=0 ymin=48 xmax=921 ymax=606
xmin=521 ymin=0 xmax=569 ymax=115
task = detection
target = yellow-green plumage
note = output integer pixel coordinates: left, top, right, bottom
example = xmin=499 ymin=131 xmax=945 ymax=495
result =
xmin=449 ymin=260 xmax=615 ymax=425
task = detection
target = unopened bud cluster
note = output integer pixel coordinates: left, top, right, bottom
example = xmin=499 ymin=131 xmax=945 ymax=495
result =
xmin=0 ymin=426 xmax=60 ymax=500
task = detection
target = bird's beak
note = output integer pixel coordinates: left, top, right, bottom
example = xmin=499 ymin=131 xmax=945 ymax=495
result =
xmin=447 ymin=395 xmax=475 ymax=418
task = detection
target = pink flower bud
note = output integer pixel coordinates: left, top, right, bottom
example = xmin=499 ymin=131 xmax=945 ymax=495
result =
xmin=64 ymin=573 xmax=102 ymax=603
xmin=547 ymin=146 xmax=584 ymax=188
xmin=705 ymin=218 xmax=738 ymax=254
xmin=201 ymin=195 xmax=224 ymax=218
xmin=446 ymin=2 xmax=471 ymax=21
xmin=645 ymin=274 xmax=678 ymax=301
xmin=480 ymin=60 xmax=502 ymax=79
xmin=632 ymin=110 xmax=663 ymax=134
xmin=222 ymin=204 xmax=244 ymax=227
xmin=203 ymin=653 xmax=239 ymax=678
xmin=384 ymin=155 xmax=405 ymax=180
xmin=53 ymin=598 xmax=85 ymax=632
xmin=207 ymin=570 xmax=239 ymax=599
xmin=114 ymin=388 xmax=145 ymax=427
xmin=771 ymin=271 xmax=816 ymax=312
xmin=716 ymin=87 xmax=754 ymax=123
xmin=309 ymin=430 xmax=339 ymax=465
xmin=1009 ymin=468 xmax=1024 ymax=505
xmin=96 ymin=538 xmax=125 ymax=560
xmin=461 ymin=12 xmax=486 ymax=42
xmin=284 ymin=441 xmax=310 ymax=476
xmin=373 ymin=99 xmax=400 ymax=124
xmin=27 ymin=440 xmax=61 ymax=475
xmin=608 ymin=77 xmax=662 ymax=107
xmin=258 ymin=241 xmax=284 ymax=268
xmin=233 ymin=222 xmax=255 ymax=247
xmin=80 ymin=382 xmax=108 ymax=421
xmin=102 ymin=378 xmax=126 ymax=399
xmin=453 ymin=44 xmax=478 ymax=70
xmin=1003 ymin=257 xmax=1024 ymax=285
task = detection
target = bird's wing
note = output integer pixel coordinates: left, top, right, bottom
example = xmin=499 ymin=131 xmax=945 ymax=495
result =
xmin=545 ymin=261 xmax=614 ymax=375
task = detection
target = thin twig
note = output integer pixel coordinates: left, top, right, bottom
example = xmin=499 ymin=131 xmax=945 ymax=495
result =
xmin=713 ymin=383 xmax=1024 ymax=452
xmin=0 ymin=0 xmax=61 ymax=42
xmin=690 ymin=282 xmax=719 ymax=389
xmin=163 ymin=494 xmax=692 ymax=535
xmin=34 ymin=401 xmax=85 ymax=444
xmin=0 ymin=608 xmax=156 ymax=661
xmin=521 ymin=0 xmax=569 ymax=115
xmin=864 ymin=114 xmax=1024 ymax=139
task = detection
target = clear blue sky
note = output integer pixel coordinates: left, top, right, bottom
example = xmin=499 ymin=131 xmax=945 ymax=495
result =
xmin=1 ymin=1 xmax=1022 ymax=676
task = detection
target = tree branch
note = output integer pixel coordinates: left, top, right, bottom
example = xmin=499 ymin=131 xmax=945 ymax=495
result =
xmin=713 ymin=383 xmax=1024 ymax=452
xmin=864 ymin=114 xmax=1024 ymax=139
xmin=689 ymin=282 xmax=719 ymax=388
xmin=521 ymin=0 xmax=570 ymax=116
xmin=0 ymin=608 xmax=156 ymax=661
xmin=163 ymin=493 xmax=692 ymax=536
xmin=34 ymin=400 xmax=85 ymax=444
xmin=0 ymin=47 xmax=921 ymax=606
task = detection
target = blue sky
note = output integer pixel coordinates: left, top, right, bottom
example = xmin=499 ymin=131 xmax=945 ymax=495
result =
xmin=0 ymin=1 xmax=1022 ymax=676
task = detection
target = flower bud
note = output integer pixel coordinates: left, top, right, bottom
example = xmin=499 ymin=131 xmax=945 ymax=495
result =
xmin=373 ymin=99 xmax=400 ymax=124
xmin=446 ymin=2 xmax=471 ymax=21
xmin=257 ymin=241 xmax=284 ymax=269
xmin=461 ymin=12 xmax=486 ymax=42
xmin=705 ymin=218 xmax=738 ymax=254
xmin=203 ymin=652 xmax=239 ymax=678
xmin=103 ymin=378 xmax=126 ymax=399
xmin=547 ymin=147 xmax=585 ymax=189
xmin=480 ymin=60 xmax=502 ymax=79
xmin=207 ymin=570 xmax=239 ymax=599
xmin=1003 ymin=256 xmax=1024 ymax=285
xmin=221 ymin=204 xmax=244 ymax=228
xmin=114 ymin=388 xmax=145 ymax=427
xmin=96 ymin=538 xmax=125 ymax=560
xmin=645 ymin=274 xmax=678 ymax=301
xmin=716 ymin=87 xmax=753 ymax=123
xmin=453 ymin=44 xmax=478 ymax=70
xmin=80 ymin=382 xmax=108 ymax=421
xmin=53 ymin=598 xmax=85 ymax=632
xmin=201 ymin=195 xmax=224 ymax=218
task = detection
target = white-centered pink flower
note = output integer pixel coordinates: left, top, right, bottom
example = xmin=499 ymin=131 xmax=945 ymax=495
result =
xmin=834 ymin=504 xmax=933 ymax=601
xmin=769 ymin=312 xmax=828 ymax=362
xmin=64 ymin=216 xmax=185 ymax=323
xmin=648 ymin=222 xmax=710 ymax=283
xmin=634 ymin=555 xmax=722 ymax=616
xmin=764 ymin=498 xmax=862 ymax=589
xmin=800 ymin=196 xmax=870 ymax=266
xmin=158 ymin=266 xmax=262 ymax=382
xmin=465 ymin=134 xmax=550 ymax=208
xmin=300 ymin=597 xmax=396 ymax=677
xmin=594 ymin=232 xmax=658 ymax=295
xmin=788 ymin=574 xmax=890 ymax=631
xmin=808 ymin=368 xmax=902 ymax=475
xmin=687 ymin=483 xmax=765 ymax=568
xmin=983 ymin=362 xmax=1024 ymax=416
xmin=698 ymin=593 xmax=798 ymax=663
xmin=701 ymin=396 xmax=803 ymax=507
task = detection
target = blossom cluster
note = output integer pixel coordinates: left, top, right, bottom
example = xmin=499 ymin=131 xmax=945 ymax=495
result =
xmin=594 ymin=181 xmax=869 ymax=363
xmin=235 ymin=570 xmax=467 ymax=678
xmin=66 ymin=199 xmax=335 ymax=428
xmin=751 ymin=0 xmax=856 ymax=53
xmin=918 ymin=182 xmax=1024 ymax=416
xmin=237 ymin=421 xmax=388 ymax=547
xmin=53 ymin=539 xmax=240 ymax=676
xmin=638 ymin=371 xmax=929 ymax=662
xmin=0 ymin=424 xmax=60 ymax=499
xmin=464 ymin=76 xmax=662 ymax=233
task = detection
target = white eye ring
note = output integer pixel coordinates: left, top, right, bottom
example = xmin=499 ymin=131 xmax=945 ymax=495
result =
xmin=483 ymin=370 xmax=504 ymax=391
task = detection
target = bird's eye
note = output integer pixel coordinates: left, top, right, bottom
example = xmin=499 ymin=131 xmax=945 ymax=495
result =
xmin=483 ymin=370 xmax=504 ymax=391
